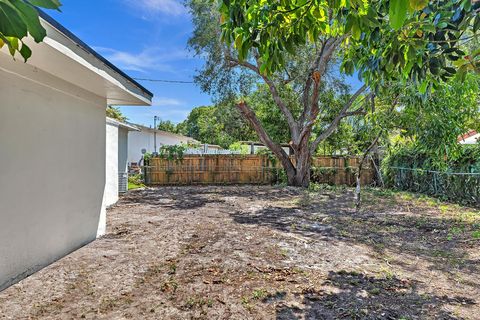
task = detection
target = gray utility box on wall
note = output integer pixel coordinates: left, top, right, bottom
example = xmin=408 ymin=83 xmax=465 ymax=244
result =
xmin=118 ymin=172 xmax=128 ymax=193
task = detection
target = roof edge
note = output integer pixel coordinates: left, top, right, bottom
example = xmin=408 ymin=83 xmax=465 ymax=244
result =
xmin=38 ymin=10 xmax=153 ymax=100
xmin=107 ymin=117 xmax=140 ymax=131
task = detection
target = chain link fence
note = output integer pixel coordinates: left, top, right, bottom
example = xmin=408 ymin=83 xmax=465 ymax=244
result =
xmin=387 ymin=166 xmax=480 ymax=206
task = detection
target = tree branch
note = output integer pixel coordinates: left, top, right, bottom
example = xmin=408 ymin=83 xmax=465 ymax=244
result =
xmin=227 ymin=56 xmax=299 ymax=139
xmin=310 ymin=84 xmax=368 ymax=153
xmin=299 ymin=36 xmax=345 ymax=132
xmin=236 ymin=101 xmax=295 ymax=172
xmin=355 ymin=130 xmax=383 ymax=211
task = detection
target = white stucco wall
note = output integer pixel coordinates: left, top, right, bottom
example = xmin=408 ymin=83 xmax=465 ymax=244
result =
xmin=104 ymin=123 xmax=131 ymax=207
xmin=249 ymin=145 xmax=291 ymax=155
xmin=0 ymin=59 xmax=106 ymax=291
xmin=118 ymin=128 xmax=129 ymax=174
xmin=127 ymin=129 xmax=195 ymax=164
xmin=105 ymin=122 xmax=119 ymax=207
xmin=459 ymin=134 xmax=479 ymax=145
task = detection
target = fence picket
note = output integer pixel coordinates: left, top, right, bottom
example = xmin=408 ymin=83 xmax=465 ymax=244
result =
xmin=145 ymin=155 xmax=374 ymax=186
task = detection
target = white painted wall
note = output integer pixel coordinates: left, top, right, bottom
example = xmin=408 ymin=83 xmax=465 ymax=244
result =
xmin=249 ymin=145 xmax=291 ymax=155
xmin=105 ymin=121 xmax=131 ymax=207
xmin=0 ymin=60 xmax=106 ymax=291
xmin=459 ymin=134 xmax=480 ymax=145
xmin=105 ymin=122 xmax=119 ymax=207
xmin=127 ymin=129 xmax=196 ymax=164
xmin=118 ymin=128 xmax=129 ymax=174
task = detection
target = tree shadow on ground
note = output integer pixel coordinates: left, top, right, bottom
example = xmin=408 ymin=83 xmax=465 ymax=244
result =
xmin=228 ymin=190 xmax=479 ymax=275
xmin=121 ymin=186 xmax=303 ymax=210
xmin=271 ymin=271 xmax=473 ymax=320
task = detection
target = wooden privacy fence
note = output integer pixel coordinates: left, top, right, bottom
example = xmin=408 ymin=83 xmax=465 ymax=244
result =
xmin=144 ymin=155 xmax=375 ymax=186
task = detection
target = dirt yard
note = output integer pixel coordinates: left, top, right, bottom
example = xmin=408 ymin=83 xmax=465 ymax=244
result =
xmin=1 ymin=186 xmax=479 ymax=320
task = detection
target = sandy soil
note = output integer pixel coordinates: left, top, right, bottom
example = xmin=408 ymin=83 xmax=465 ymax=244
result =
xmin=0 ymin=185 xmax=478 ymax=320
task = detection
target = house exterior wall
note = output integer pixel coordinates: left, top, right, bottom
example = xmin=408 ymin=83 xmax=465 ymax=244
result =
xmin=0 ymin=59 xmax=106 ymax=291
xmin=459 ymin=134 xmax=480 ymax=145
xmin=105 ymin=122 xmax=119 ymax=207
xmin=118 ymin=128 xmax=129 ymax=174
xmin=250 ymin=145 xmax=291 ymax=155
xmin=127 ymin=130 xmax=194 ymax=164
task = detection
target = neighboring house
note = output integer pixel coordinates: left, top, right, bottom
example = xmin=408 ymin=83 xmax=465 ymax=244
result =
xmin=0 ymin=13 xmax=152 ymax=291
xmin=127 ymin=124 xmax=198 ymax=164
xmin=105 ymin=118 xmax=140 ymax=207
xmin=239 ymin=141 xmax=293 ymax=156
xmin=185 ymin=144 xmax=227 ymax=155
xmin=458 ymin=130 xmax=479 ymax=145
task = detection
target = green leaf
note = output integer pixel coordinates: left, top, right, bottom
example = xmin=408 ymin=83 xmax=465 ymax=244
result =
xmin=351 ymin=19 xmax=361 ymax=40
xmin=9 ymin=0 xmax=46 ymax=42
xmin=27 ymin=0 xmax=61 ymax=10
xmin=389 ymin=0 xmax=408 ymax=30
xmin=419 ymin=80 xmax=428 ymax=94
xmin=7 ymin=36 xmax=19 ymax=55
xmin=0 ymin=1 xmax=28 ymax=38
xmin=234 ymin=32 xmax=243 ymax=50
xmin=474 ymin=15 xmax=480 ymax=33
xmin=19 ymin=41 xmax=31 ymax=61
xmin=409 ymin=0 xmax=428 ymax=11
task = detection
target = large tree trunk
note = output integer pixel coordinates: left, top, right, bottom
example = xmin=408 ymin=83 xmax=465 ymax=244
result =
xmin=284 ymin=152 xmax=312 ymax=187
xmin=291 ymin=140 xmax=312 ymax=187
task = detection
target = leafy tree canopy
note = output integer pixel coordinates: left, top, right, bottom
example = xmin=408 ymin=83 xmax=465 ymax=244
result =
xmin=220 ymin=0 xmax=480 ymax=92
xmin=377 ymin=74 xmax=480 ymax=166
xmin=106 ymin=106 xmax=127 ymax=122
xmin=157 ymin=119 xmax=178 ymax=133
xmin=0 ymin=0 xmax=62 ymax=61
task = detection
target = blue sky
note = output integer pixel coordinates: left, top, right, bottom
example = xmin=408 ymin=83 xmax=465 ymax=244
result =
xmin=49 ymin=0 xmax=212 ymax=127
xmin=48 ymin=1 xmax=362 ymax=127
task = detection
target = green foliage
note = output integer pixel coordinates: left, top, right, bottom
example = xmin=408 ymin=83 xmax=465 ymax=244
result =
xmin=255 ymin=148 xmax=288 ymax=184
xmin=0 ymin=0 xmax=61 ymax=61
xmin=157 ymin=120 xmax=177 ymax=133
xmin=177 ymin=104 xmax=256 ymax=148
xmin=128 ymin=174 xmax=144 ymax=190
xmin=228 ymin=142 xmax=249 ymax=154
xmin=383 ymin=143 xmax=480 ymax=173
xmin=158 ymin=145 xmax=186 ymax=162
xmin=106 ymin=106 xmax=127 ymax=122
xmin=218 ymin=0 xmax=479 ymax=89
xmin=143 ymin=152 xmax=153 ymax=163
xmin=379 ymin=74 xmax=480 ymax=167
xmin=382 ymin=143 xmax=480 ymax=206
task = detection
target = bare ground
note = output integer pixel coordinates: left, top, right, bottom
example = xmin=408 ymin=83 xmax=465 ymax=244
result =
xmin=0 ymin=185 xmax=479 ymax=320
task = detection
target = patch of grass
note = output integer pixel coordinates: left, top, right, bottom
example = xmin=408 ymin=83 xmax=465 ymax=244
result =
xmin=184 ymin=297 xmax=213 ymax=309
xmin=252 ymin=289 xmax=268 ymax=300
xmin=128 ymin=182 xmax=144 ymax=190
xmin=447 ymin=226 xmax=464 ymax=240
xmin=167 ymin=261 xmax=177 ymax=275
xmin=279 ymin=248 xmax=289 ymax=258
xmin=296 ymin=193 xmax=312 ymax=207
xmin=161 ymin=278 xmax=178 ymax=293
xmin=368 ymin=287 xmax=381 ymax=295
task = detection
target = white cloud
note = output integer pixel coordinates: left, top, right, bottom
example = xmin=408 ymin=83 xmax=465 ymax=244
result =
xmin=126 ymin=0 xmax=187 ymax=17
xmin=94 ymin=47 xmax=192 ymax=73
xmin=153 ymin=97 xmax=185 ymax=107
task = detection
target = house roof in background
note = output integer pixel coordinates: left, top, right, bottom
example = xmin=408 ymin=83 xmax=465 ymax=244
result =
xmin=38 ymin=10 xmax=153 ymax=101
xmin=239 ymin=141 xmax=292 ymax=148
xmin=458 ymin=130 xmax=479 ymax=142
xmin=127 ymin=122 xmax=199 ymax=142
xmin=106 ymin=117 xmax=140 ymax=131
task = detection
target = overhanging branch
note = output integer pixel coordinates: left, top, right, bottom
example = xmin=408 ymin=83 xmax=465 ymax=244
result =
xmin=310 ymin=84 xmax=368 ymax=153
